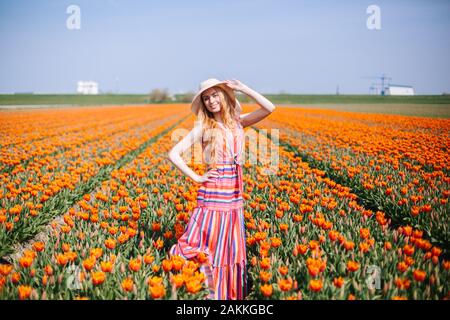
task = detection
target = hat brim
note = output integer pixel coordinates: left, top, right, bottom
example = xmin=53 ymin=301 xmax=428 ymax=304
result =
xmin=190 ymin=82 xmax=237 ymax=116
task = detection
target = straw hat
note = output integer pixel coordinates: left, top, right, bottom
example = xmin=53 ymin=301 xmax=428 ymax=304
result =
xmin=190 ymin=78 xmax=241 ymax=116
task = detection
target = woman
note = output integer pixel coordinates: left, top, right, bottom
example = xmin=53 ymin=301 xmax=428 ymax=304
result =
xmin=167 ymin=78 xmax=275 ymax=300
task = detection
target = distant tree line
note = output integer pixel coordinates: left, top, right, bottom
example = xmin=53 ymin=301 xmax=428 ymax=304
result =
xmin=148 ymin=88 xmax=256 ymax=104
xmin=148 ymin=88 xmax=197 ymax=103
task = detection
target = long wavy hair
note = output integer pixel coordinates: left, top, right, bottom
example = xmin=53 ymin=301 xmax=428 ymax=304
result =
xmin=195 ymin=86 xmax=239 ymax=166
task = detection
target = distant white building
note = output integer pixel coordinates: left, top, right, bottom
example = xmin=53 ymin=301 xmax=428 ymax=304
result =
xmin=77 ymin=81 xmax=99 ymax=95
xmin=385 ymin=84 xmax=415 ymax=96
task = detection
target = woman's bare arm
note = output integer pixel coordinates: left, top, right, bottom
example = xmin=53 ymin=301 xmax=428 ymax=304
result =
xmin=224 ymin=79 xmax=276 ymax=128
xmin=168 ymin=125 xmax=218 ymax=184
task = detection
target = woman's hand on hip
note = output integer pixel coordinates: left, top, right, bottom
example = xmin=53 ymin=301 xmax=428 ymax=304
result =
xmin=194 ymin=169 xmax=219 ymax=184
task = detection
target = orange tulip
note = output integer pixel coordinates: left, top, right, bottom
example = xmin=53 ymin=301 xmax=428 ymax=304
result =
xmin=260 ymin=271 xmax=272 ymax=283
xmin=105 ymin=238 xmax=116 ymax=250
xmin=260 ymin=284 xmax=273 ymax=297
xmin=185 ymin=279 xmax=202 ymax=294
xmin=275 ymin=210 xmax=284 ymax=218
xmin=431 ymin=247 xmax=442 ymax=257
xmin=306 ymin=258 xmax=326 ymax=275
xmin=152 ymin=222 xmax=161 ymax=232
xmin=119 ymin=206 xmax=128 ymax=213
xmin=100 ymin=261 xmax=114 ymax=273
xmin=18 ymin=285 xmax=32 ymax=300
xmin=148 ymin=276 xmax=163 ymax=287
xmin=19 ymin=256 xmax=33 ymax=269
xmin=56 ymin=254 xmax=68 ymax=266
xmin=129 ymin=258 xmax=142 ymax=272
xmin=0 ymin=264 xmax=13 ymax=276
xmin=171 ymin=274 xmax=184 ymax=289
xmin=44 ymin=265 xmax=53 ymax=276
xmin=255 ymin=232 xmax=267 ymax=242
xmin=413 ymin=270 xmax=426 ymax=282
xmin=278 ymin=266 xmax=289 ymax=276
xmin=152 ymin=265 xmax=160 ymax=273
xmin=33 ymin=242 xmax=45 ymax=252
xmin=260 ymin=258 xmax=271 ymax=270
xmin=108 ymin=226 xmax=118 ymax=235
xmin=172 ymin=258 xmax=184 ymax=272
xmin=309 ymin=279 xmax=323 ymax=292
xmin=384 ymin=242 xmax=392 ymax=250
xmin=121 ymin=278 xmax=134 ymax=292
xmin=118 ymin=233 xmax=129 ymax=244
xmin=347 ymin=261 xmax=360 ymax=273
xmin=144 ymin=255 xmax=155 ymax=265
xmin=90 ymin=248 xmax=103 ymax=259
xmin=401 ymin=226 xmax=412 ymax=237
xmin=328 ymin=230 xmax=339 ymax=242
xmin=149 ymin=284 xmax=166 ymax=299
xmin=343 ymin=241 xmax=355 ymax=251
xmin=153 ymin=238 xmax=164 ymax=250
xmin=60 ymin=225 xmax=71 ymax=233
xmin=308 ymin=265 xmax=320 ymax=277
xmin=443 ymin=260 xmax=450 ymax=271
xmin=397 ymin=261 xmax=408 ymax=273
xmin=42 ymin=274 xmax=48 ymax=286
xmin=65 ymin=251 xmax=77 ymax=262
xmin=162 ymin=259 xmax=173 ymax=272
xmin=309 ymin=240 xmax=319 ymax=250
xmin=403 ymin=244 xmax=414 ymax=256
xmin=91 ymin=271 xmax=106 ymax=286
xmin=62 ymin=243 xmax=71 ymax=252
xmin=278 ymin=278 xmax=293 ymax=292
xmin=296 ymin=244 xmax=308 ymax=255
xmin=11 ymin=272 xmax=21 ymax=284
xmin=359 ymin=242 xmax=370 ymax=253
xmin=83 ymin=257 xmax=96 ymax=271
xmin=360 ymin=228 xmax=370 ymax=239
xmin=333 ymin=277 xmax=345 ymax=288
xmin=270 ymin=237 xmax=282 ymax=248
xmin=395 ymin=278 xmax=411 ymax=290
xmin=163 ymin=230 xmax=173 ymax=239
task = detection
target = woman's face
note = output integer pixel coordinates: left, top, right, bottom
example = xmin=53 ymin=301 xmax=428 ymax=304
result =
xmin=201 ymin=87 xmax=221 ymax=113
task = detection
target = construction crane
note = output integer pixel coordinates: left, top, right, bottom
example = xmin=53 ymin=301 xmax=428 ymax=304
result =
xmin=362 ymin=74 xmax=392 ymax=95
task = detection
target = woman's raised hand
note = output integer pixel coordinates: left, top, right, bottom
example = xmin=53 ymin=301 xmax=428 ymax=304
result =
xmin=224 ymin=79 xmax=249 ymax=93
xmin=194 ymin=168 xmax=220 ymax=184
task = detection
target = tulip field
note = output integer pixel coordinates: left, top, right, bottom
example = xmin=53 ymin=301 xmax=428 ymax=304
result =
xmin=0 ymin=104 xmax=449 ymax=300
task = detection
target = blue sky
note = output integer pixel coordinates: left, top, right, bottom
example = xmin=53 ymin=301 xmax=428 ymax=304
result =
xmin=0 ymin=0 xmax=449 ymax=94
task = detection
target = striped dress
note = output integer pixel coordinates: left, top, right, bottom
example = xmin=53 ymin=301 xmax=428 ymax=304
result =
xmin=169 ymin=118 xmax=247 ymax=300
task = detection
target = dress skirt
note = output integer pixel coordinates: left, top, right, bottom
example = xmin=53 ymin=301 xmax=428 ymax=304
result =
xmin=169 ymin=163 xmax=248 ymax=300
